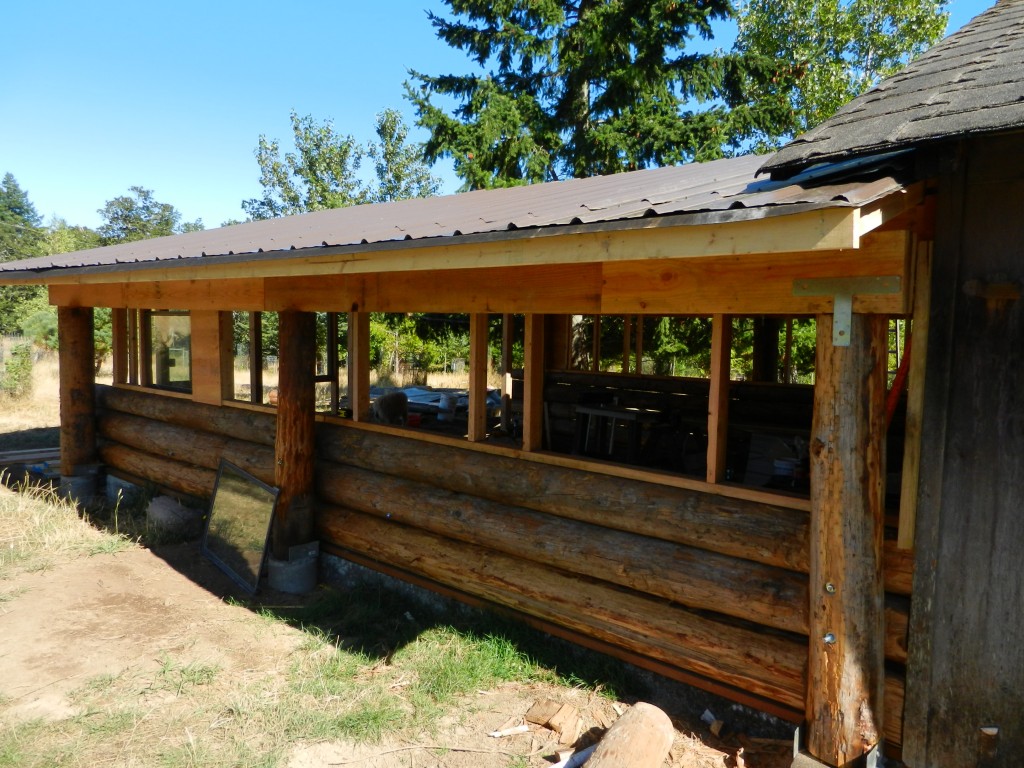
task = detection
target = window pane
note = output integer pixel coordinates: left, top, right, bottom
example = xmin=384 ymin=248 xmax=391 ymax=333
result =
xmin=150 ymin=311 xmax=191 ymax=393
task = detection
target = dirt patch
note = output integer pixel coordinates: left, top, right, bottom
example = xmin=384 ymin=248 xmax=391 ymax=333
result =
xmin=0 ymin=537 xmax=792 ymax=767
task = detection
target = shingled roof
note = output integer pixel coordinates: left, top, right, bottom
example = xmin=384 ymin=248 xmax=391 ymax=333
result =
xmin=760 ymin=0 xmax=1024 ymax=179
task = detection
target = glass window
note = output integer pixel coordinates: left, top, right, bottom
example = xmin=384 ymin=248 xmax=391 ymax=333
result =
xmin=149 ymin=311 xmax=192 ymax=393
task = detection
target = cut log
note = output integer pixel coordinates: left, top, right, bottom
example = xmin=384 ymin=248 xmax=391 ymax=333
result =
xmin=273 ymin=310 xmax=317 ymax=558
xmin=316 ymin=462 xmax=810 ymax=635
xmin=806 ymin=313 xmax=887 ymax=765
xmin=586 ymin=702 xmax=675 ymax=768
xmin=316 ymin=503 xmax=807 ymax=710
xmin=99 ymin=442 xmax=217 ymax=499
xmin=99 ymin=385 xmax=276 ymax=446
xmin=98 ymin=410 xmax=275 ymax=485
xmin=58 ymin=306 xmax=97 ymax=476
xmin=316 ymin=423 xmax=809 ymax=572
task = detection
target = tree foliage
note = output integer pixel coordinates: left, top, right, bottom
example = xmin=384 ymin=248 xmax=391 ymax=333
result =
xmin=405 ymin=0 xmax=796 ymax=188
xmin=0 ymin=174 xmax=46 ymax=333
xmin=97 ymin=186 xmax=203 ymax=244
xmin=735 ymin=0 xmax=949 ymax=144
xmin=243 ymin=109 xmax=441 ymax=220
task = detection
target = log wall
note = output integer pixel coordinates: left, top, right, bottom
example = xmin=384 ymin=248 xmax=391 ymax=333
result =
xmin=95 ymin=384 xmax=910 ymax=745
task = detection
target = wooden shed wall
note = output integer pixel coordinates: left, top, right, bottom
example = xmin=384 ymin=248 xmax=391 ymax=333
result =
xmin=95 ymin=384 xmax=911 ymax=745
xmin=905 ymin=135 xmax=1024 ymax=768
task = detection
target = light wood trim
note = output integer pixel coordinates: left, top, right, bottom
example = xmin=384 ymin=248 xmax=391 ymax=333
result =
xmin=523 ymin=314 xmax=545 ymax=452
xmin=898 ymin=240 xmax=932 ymax=549
xmin=855 ymin=183 xmax=925 ymax=239
xmin=706 ymin=315 xmax=732 ymax=484
xmin=468 ymin=313 xmax=489 ymax=442
xmin=189 ymin=310 xmax=227 ymax=406
xmin=348 ymin=311 xmax=371 ymax=422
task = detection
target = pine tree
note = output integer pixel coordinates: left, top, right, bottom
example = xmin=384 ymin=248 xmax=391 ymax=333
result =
xmin=405 ymin=0 xmax=795 ymax=188
xmin=0 ymin=173 xmax=46 ymax=334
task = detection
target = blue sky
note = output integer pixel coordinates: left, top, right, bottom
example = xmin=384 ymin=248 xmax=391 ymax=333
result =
xmin=3 ymin=0 xmax=994 ymax=232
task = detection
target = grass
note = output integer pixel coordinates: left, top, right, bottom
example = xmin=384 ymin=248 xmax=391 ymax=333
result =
xmin=0 ymin=479 xmax=629 ymax=768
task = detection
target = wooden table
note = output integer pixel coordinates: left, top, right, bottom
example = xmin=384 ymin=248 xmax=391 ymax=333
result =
xmin=573 ymin=404 xmax=663 ymax=463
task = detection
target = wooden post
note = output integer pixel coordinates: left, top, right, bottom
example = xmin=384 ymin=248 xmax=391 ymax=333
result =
xmin=57 ymin=306 xmax=97 ymax=476
xmin=111 ymin=308 xmax=128 ymax=385
xmin=272 ymin=310 xmax=316 ymax=559
xmin=128 ymin=309 xmax=140 ymax=385
xmin=501 ymin=313 xmax=513 ymax=433
xmin=622 ymin=315 xmax=632 ymax=373
xmin=468 ymin=313 xmax=489 ymax=441
xmin=248 ymin=312 xmax=263 ymax=404
xmin=348 ymin=311 xmax=370 ymax=421
xmin=190 ymin=310 xmax=231 ymax=405
xmin=897 ymin=241 xmax=932 ymax=549
xmin=706 ymin=314 xmax=731 ymax=483
xmin=807 ymin=312 xmax=887 ymax=766
xmin=523 ymin=314 xmax=545 ymax=451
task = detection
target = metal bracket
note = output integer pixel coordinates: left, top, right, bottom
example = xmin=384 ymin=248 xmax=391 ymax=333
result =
xmin=793 ymin=276 xmax=901 ymax=346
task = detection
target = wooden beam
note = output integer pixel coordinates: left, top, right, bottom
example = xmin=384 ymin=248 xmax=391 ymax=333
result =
xmin=272 ymin=310 xmax=317 ymax=559
xmin=706 ymin=315 xmax=731 ymax=484
xmin=348 ymin=311 xmax=370 ymax=422
xmin=468 ymin=313 xmax=489 ymax=442
xmin=523 ymin=314 xmax=545 ymax=451
xmin=57 ymin=306 xmax=97 ymax=477
xmin=807 ymin=313 xmax=888 ymax=766
xmin=897 ymin=240 xmax=932 ymax=549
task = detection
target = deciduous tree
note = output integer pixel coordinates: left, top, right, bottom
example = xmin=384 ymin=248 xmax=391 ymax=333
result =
xmin=735 ymin=0 xmax=949 ymax=144
xmin=97 ymin=186 xmax=203 ymax=244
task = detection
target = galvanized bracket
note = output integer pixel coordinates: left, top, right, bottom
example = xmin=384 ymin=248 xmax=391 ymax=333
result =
xmin=793 ymin=276 xmax=901 ymax=346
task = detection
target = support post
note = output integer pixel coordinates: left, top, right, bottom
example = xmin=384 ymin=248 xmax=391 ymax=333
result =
xmin=468 ymin=313 xmax=489 ymax=442
xmin=523 ymin=313 xmax=545 ymax=451
xmin=807 ymin=313 xmax=887 ymax=766
xmin=58 ymin=306 xmax=97 ymax=477
xmin=111 ymin=308 xmax=128 ymax=385
xmin=501 ymin=313 xmax=513 ymax=433
xmin=348 ymin=311 xmax=370 ymax=422
xmin=706 ymin=314 xmax=731 ymax=483
xmin=273 ymin=310 xmax=316 ymax=560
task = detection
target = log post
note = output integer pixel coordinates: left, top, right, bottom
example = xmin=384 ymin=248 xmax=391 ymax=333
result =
xmin=807 ymin=313 xmax=887 ymax=765
xmin=523 ymin=314 xmax=545 ymax=451
xmin=111 ymin=308 xmax=128 ymax=385
xmin=58 ymin=306 xmax=98 ymax=477
xmin=272 ymin=310 xmax=316 ymax=559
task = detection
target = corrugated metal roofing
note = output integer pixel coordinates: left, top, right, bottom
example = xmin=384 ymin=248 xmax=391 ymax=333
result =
xmin=761 ymin=0 xmax=1024 ymax=178
xmin=0 ymin=152 xmax=910 ymax=281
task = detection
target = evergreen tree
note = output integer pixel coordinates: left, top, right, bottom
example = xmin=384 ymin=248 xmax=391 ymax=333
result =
xmin=405 ymin=0 xmax=795 ymax=188
xmin=0 ymin=173 xmax=46 ymax=334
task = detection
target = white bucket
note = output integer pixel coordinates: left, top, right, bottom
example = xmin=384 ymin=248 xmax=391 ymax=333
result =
xmin=437 ymin=393 xmax=456 ymax=422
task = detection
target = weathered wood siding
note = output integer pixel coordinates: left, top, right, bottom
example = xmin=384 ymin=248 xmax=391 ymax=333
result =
xmin=905 ymin=136 xmax=1024 ymax=768
xmin=96 ymin=384 xmax=910 ymax=743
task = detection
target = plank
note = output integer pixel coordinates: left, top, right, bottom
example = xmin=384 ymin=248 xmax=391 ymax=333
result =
xmin=706 ymin=314 xmax=731 ymax=483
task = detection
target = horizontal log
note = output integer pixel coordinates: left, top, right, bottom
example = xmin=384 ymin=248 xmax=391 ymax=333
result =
xmin=98 ymin=384 xmax=276 ymax=447
xmin=99 ymin=411 xmax=275 ymax=486
xmin=316 ymin=423 xmax=912 ymax=596
xmin=316 ymin=503 xmax=807 ymax=711
xmin=99 ymin=442 xmax=216 ymax=499
xmin=316 ymin=462 xmax=809 ymax=635
xmin=316 ymin=424 xmax=809 ymax=572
